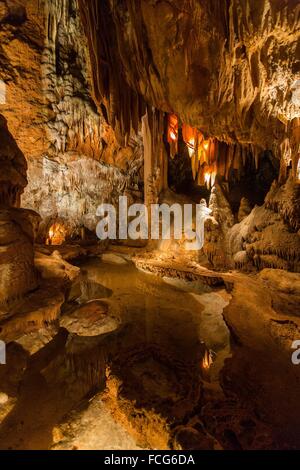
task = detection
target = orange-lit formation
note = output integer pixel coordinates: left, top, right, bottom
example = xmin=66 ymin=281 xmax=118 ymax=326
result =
xmin=167 ymin=114 xmax=179 ymax=158
xmin=182 ymin=123 xmax=217 ymax=188
xmin=168 ymin=117 xmax=219 ymax=188
xmin=167 ymin=114 xmax=276 ymax=189
xmin=46 ymin=223 xmax=67 ymax=246
xmin=202 ymin=349 xmax=214 ymax=370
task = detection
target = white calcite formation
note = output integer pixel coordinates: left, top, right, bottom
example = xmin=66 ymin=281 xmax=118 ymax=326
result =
xmin=204 ymin=174 xmax=300 ymax=272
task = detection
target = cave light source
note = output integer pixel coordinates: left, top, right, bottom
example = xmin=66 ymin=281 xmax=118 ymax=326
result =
xmin=170 ymin=130 xmax=177 ymax=141
xmin=204 ymin=172 xmax=211 ymax=187
xmin=168 ymin=114 xmax=179 ymax=158
xmin=47 ymin=223 xmax=67 ymax=246
xmin=203 ymin=140 xmax=210 ymax=152
xmin=173 ymin=121 xmax=217 ymax=187
xmin=202 ymin=349 xmax=213 ymax=370
xmin=187 ymin=137 xmax=195 ymax=157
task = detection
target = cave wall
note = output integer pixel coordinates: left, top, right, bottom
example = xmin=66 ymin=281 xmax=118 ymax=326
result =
xmin=23 ymin=153 xmax=131 ymax=241
xmin=0 ymin=114 xmax=38 ymax=307
xmin=0 ymin=0 xmax=142 ymax=240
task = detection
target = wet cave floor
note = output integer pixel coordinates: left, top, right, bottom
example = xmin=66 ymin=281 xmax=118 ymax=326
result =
xmin=0 ymin=255 xmax=281 ymax=450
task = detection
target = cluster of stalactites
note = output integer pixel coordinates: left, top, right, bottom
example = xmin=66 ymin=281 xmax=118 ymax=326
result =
xmin=78 ymin=0 xmax=148 ymax=147
xmin=167 ymin=113 xmax=300 ymax=189
xmin=168 ymin=114 xmax=227 ymax=188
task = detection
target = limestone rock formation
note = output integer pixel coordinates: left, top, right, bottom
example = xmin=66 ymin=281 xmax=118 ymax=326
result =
xmin=23 ymin=153 xmax=133 ymax=241
xmin=203 ymin=184 xmax=235 ymax=269
xmin=1 ymin=0 xmax=298 ymax=260
xmin=199 ymin=172 xmax=300 ymax=272
xmin=35 ymin=250 xmax=80 ymax=285
xmin=0 ymin=115 xmax=27 ymax=207
xmin=238 ymin=197 xmax=252 ymax=222
xmin=1 ymin=0 xmax=300 ymax=453
xmin=0 ymin=116 xmax=38 ymax=308
xmin=0 ymin=209 xmax=37 ymax=307
xmin=60 ymin=300 xmax=120 ymax=337
xmin=51 ymin=395 xmax=143 ymax=450
xmin=228 ymin=173 xmax=300 ymax=272
xmin=1 ymin=0 xmax=143 ymax=237
xmin=76 ymin=0 xmax=300 ymax=273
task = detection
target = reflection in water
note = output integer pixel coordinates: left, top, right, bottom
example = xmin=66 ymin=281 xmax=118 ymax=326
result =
xmin=73 ymin=257 xmax=231 ymax=382
xmin=0 ymin=255 xmax=232 ymax=450
xmin=70 ymin=257 xmax=232 ymax=449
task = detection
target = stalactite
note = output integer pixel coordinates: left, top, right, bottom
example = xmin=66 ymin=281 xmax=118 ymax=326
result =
xmin=291 ymin=118 xmax=300 ymax=182
xmin=168 ymin=115 xmax=274 ymax=188
xmin=167 ymin=114 xmax=179 ymax=159
xmin=182 ymin=124 xmax=200 ymax=158
xmin=78 ymin=0 xmax=150 ymax=149
xmin=142 ymin=107 xmax=166 ymax=204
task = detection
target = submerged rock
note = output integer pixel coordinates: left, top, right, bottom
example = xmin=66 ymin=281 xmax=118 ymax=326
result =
xmin=60 ymin=300 xmax=120 ymax=337
xmin=102 ymin=253 xmax=128 ymax=265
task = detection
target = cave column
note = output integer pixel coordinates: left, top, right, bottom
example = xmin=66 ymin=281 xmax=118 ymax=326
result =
xmin=142 ymin=109 xmax=154 ymax=208
xmin=142 ymin=108 xmax=168 ymax=208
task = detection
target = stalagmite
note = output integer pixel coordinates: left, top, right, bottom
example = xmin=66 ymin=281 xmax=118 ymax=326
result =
xmin=238 ymin=197 xmax=252 ymax=222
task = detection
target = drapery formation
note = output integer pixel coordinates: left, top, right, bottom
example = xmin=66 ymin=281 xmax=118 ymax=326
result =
xmin=78 ymin=0 xmax=148 ymax=146
xmin=167 ymin=116 xmax=269 ymax=188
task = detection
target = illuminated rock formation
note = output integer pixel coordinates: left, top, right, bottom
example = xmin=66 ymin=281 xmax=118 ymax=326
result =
xmin=79 ymin=0 xmax=300 ymax=177
xmin=0 ymin=0 xmax=143 ymax=238
xmin=203 ymin=184 xmax=235 ymax=269
xmin=0 ymin=0 xmax=300 ymax=453
xmin=75 ymin=0 xmax=300 ymax=273
xmin=224 ymin=173 xmax=300 ymax=272
xmin=1 ymin=0 xmax=298 ymax=260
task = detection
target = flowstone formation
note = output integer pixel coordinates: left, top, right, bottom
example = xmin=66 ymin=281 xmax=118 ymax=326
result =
xmin=0 ymin=115 xmax=38 ymax=308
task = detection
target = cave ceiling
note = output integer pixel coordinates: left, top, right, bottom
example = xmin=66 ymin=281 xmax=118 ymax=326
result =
xmin=79 ymin=0 xmax=300 ymax=153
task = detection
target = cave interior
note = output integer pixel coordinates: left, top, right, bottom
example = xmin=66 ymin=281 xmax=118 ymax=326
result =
xmin=0 ymin=0 xmax=300 ymax=451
